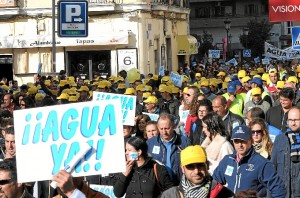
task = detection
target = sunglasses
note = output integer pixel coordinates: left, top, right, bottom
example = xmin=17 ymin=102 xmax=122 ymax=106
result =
xmin=251 ymin=129 xmax=263 ymax=134
xmin=185 ymin=163 xmax=206 ymax=170
xmin=0 ymin=178 xmax=12 ymax=185
xmin=186 ymin=93 xmax=193 ymax=97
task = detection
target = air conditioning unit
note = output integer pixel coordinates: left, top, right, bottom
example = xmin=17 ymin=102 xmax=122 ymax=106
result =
xmin=215 ymin=2 xmax=221 ymax=6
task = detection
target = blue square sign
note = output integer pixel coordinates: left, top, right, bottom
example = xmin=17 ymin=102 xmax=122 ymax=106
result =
xmin=292 ymin=27 xmax=300 ymax=51
xmin=58 ymin=1 xmax=88 ymax=37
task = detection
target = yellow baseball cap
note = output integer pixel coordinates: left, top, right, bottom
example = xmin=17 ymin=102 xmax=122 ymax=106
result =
xmin=261 ymin=73 xmax=269 ymax=82
xmin=251 ymin=87 xmax=262 ymax=96
xmin=57 ymin=93 xmax=69 ymax=100
xmin=117 ymin=83 xmax=126 ymax=89
xmin=238 ymin=70 xmax=246 ymax=78
xmin=27 ymin=86 xmax=38 ymax=95
xmin=257 ymin=68 xmax=265 ymax=74
xmin=159 ymin=85 xmax=172 ymax=93
xmin=143 ymin=96 xmax=158 ymax=104
xmin=78 ymin=86 xmax=89 ymax=92
xmin=287 ymin=76 xmax=298 ymax=83
xmin=35 ymin=93 xmax=45 ymax=101
xmin=180 ymin=145 xmax=206 ymax=166
xmin=241 ymin=76 xmax=251 ymax=83
xmin=172 ymin=87 xmax=180 ymax=94
xmin=136 ymin=84 xmax=145 ymax=92
xmin=217 ymin=71 xmax=226 ymax=77
xmin=200 ymin=80 xmax=209 ymax=87
xmin=161 ymin=76 xmax=170 ymax=82
xmin=195 ymin=73 xmax=201 ymax=77
xmin=277 ymin=81 xmax=284 ymax=89
xmin=124 ymin=88 xmax=136 ymax=95
xmin=269 ymin=68 xmax=277 ymax=74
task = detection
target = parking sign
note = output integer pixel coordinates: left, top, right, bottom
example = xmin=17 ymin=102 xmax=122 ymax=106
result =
xmin=58 ymin=1 xmax=88 ymax=37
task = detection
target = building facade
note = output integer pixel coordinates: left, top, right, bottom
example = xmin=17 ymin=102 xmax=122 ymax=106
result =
xmin=0 ymin=0 xmax=196 ymax=83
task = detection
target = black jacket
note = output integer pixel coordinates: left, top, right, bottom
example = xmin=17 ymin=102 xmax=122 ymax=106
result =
xmin=113 ymin=158 xmax=174 ymax=198
xmin=189 ymin=118 xmax=206 ymax=145
xmin=223 ymin=111 xmax=245 ymax=139
xmin=266 ymin=105 xmax=289 ymax=131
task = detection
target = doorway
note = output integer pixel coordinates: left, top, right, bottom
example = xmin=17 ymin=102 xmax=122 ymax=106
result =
xmin=0 ymin=55 xmax=13 ymax=82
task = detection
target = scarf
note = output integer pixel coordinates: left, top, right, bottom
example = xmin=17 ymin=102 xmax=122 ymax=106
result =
xmin=180 ymin=175 xmax=210 ymax=198
xmin=287 ymin=129 xmax=300 ymax=162
xmin=253 ymin=143 xmax=262 ymax=151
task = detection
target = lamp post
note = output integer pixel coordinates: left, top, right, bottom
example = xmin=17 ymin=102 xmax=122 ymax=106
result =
xmin=224 ymin=18 xmax=231 ymax=61
xmin=229 ymin=34 xmax=232 ymax=58
xmin=243 ymin=27 xmax=249 ymax=49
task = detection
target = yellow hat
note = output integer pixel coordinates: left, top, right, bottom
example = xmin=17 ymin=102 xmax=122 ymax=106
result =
xmin=98 ymin=81 xmax=107 ymax=89
xmin=296 ymin=67 xmax=300 ymax=73
xmin=287 ymin=76 xmax=298 ymax=83
xmin=159 ymin=85 xmax=172 ymax=93
xmin=200 ymin=77 xmax=207 ymax=81
xmin=224 ymin=76 xmax=231 ymax=83
xmin=151 ymin=75 xmax=159 ymax=81
xmin=167 ymin=81 xmax=174 ymax=86
xmin=161 ymin=76 xmax=170 ymax=82
xmin=261 ymin=73 xmax=269 ymax=82
xmin=180 ymin=145 xmax=206 ymax=166
xmin=27 ymin=86 xmax=38 ymax=95
xmin=298 ymin=73 xmax=300 ymax=78
xmin=253 ymin=75 xmax=261 ymax=79
xmin=172 ymin=87 xmax=180 ymax=94
xmin=251 ymin=87 xmax=262 ymax=96
xmin=142 ymin=92 xmax=151 ymax=99
xmin=62 ymin=88 xmax=70 ymax=94
xmin=217 ymin=71 xmax=226 ymax=77
xmin=143 ymin=78 xmax=150 ymax=84
xmin=209 ymin=80 xmax=217 ymax=87
xmin=200 ymin=80 xmax=209 ymax=87
xmin=68 ymin=96 xmax=78 ymax=102
xmin=59 ymin=80 xmax=69 ymax=87
xmin=13 ymin=90 xmax=20 ymax=95
xmin=269 ymin=68 xmax=277 ymax=74
xmin=44 ymin=80 xmax=51 ymax=86
xmin=215 ymin=79 xmax=223 ymax=84
xmin=69 ymin=87 xmax=77 ymax=95
xmin=1 ymin=85 xmax=9 ymax=91
xmin=77 ymin=86 xmax=89 ymax=92
xmin=92 ymin=81 xmax=99 ymax=86
xmin=117 ymin=83 xmax=126 ymax=89
xmin=241 ymin=76 xmax=251 ymax=83
xmin=183 ymin=87 xmax=189 ymax=94
xmin=144 ymin=85 xmax=152 ymax=92
xmin=124 ymin=88 xmax=136 ymax=95
xmin=276 ymin=81 xmax=284 ymax=89
xmin=195 ymin=73 xmax=201 ymax=77
xmin=103 ymin=80 xmax=112 ymax=88
xmin=222 ymin=82 xmax=228 ymax=89
xmin=257 ymin=68 xmax=265 ymax=73
xmin=35 ymin=93 xmax=45 ymax=101
xmin=68 ymin=76 xmax=75 ymax=81
xmin=250 ymin=71 xmax=257 ymax=76
xmin=27 ymin=82 xmax=34 ymax=87
xmin=238 ymin=70 xmax=246 ymax=78
xmin=143 ymin=96 xmax=158 ymax=104
xmin=84 ymin=80 xmax=90 ymax=84
xmin=57 ymin=93 xmax=69 ymax=100
xmin=136 ymin=84 xmax=145 ymax=92
xmin=114 ymin=77 xmax=124 ymax=83
xmin=69 ymin=81 xmax=77 ymax=87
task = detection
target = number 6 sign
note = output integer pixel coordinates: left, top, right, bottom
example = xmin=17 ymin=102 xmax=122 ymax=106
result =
xmin=117 ymin=48 xmax=138 ymax=71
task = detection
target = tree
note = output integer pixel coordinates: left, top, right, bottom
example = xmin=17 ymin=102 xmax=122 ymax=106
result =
xmin=239 ymin=18 xmax=272 ymax=57
xmin=198 ymin=30 xmax=214 ymax=58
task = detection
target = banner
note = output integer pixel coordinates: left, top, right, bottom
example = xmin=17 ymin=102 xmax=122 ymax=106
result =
xmin=254 ymin=57 xmax=261 ymax=63
xmin=264 ymin=42 xmax=300 ymax=60
xmin=170 ymin=72 xmax=184 ymax=87
xmin=142 ymin=112 xmax=159 ymax=121
xmin=225 ymin=58 xmax=238 ymax=66
xmin=159 ymin=66 xmax=165 ymax=76
xmin=208 ymin=50 xmax=220 ymax=58
xmin=269 ymin=0 xmax=300 ymax=22
xmin=262 ymin=58 xmax=270 ymax=65
xmin=93 ymin=92 xmax=136 ymax=126
xmin=292 ymin=27 xmax=300 ymax=50
xmin=90 ymin=185 xmax=121 ymax=198
xmin=179 ymin=110 xmax=189 ymax=124
xmin=14 ymin=100 xmax=126 ymax=183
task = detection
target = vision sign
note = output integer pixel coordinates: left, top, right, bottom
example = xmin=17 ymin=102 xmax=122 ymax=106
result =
xmin=269 ymin=0 xmax=300 ymax=22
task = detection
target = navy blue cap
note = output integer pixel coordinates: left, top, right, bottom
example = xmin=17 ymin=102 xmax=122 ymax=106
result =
xmin=227 ymin=81 xmax=236 ymax=93
xmin=200 ymin=87 xmax=209 ymax=95
xmin=249 ymin=78 xmax=262 ymax=86
xmin=231 ymin=125 xmax=251 ymax=141
xmin=231 ymin=75 xmax=238 ymax=81
xmin=234 ymin=80 xmax=242 ymax=86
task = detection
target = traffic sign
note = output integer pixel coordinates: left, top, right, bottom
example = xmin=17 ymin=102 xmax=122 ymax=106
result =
xmin=292 ymin=27 xmax=300 ymax=50
xmin=58 ymin=1 xmax=88 ymax=37
xmin=243 ymin=49 xmax=251 ymax=57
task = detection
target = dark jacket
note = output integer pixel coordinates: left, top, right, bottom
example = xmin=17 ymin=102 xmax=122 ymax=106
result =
xmin=160 ymin=177 xmax=234 ymax=198
xmin=223 ymin=111 xmax=245 ymax=138
xmin=189 ymin=118 xmax=206 ymax=145
xmin=157 ymin=97 xmax=180 ymax=117
xmin=271 ymin=132 xmax=300 ymax=198
xmin=213 ymin=147 xmax=286 ymax=198
xmin=147 ymin=133 xmax=190 ymax=185
xmin=113 ymin=158 xmax=174 ymax=198
xmin=266 ymin=105 xmax=289 ymax=131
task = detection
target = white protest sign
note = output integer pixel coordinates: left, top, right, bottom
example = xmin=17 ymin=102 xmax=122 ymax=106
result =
xmin=14 ymin=100 xmax=125 ymax=183
xmin=179 ymin=110 xmax=190 ymax=124
xmin=90 ymin=185 xmax=124 ymax=198
xmin=262 ymin=58 xmax=270 ymax=65
xmin=208 ymin=50 xmax=220 ymax=58
xmin=142 ymin=112 xmax=159 ymax=121
xmin=93 ymin=92 xmax=136 ymax=126
xmin=159 ymin=66 xmax=165 ymax=76
xmin=170 ymin=72 xmax=184 ymax=87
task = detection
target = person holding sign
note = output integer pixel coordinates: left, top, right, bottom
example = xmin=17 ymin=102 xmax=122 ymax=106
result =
xmin=113 ymin=136 xmax=174 ymax=197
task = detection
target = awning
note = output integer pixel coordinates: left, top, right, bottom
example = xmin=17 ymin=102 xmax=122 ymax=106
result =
xmin=0 ymin=31 xmax=128 ymax=49
xmin=177 ymin=35 xmax=198 ymax=55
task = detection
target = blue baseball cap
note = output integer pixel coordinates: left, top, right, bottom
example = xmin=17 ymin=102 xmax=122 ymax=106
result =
xmin=249 ymin=78 xmax=262 ymax=86
xmin=231 ymin=125 xmax=251 ymax=141
xmin=200 ymin=87 xmax=209 ymax=95
xmin=234 ymin=80 xmax=242 ymax=87
xmin=227 ymin=81 xmax=236 ymax=93
xmin=231 ymin=75 xmax=238 ymax=81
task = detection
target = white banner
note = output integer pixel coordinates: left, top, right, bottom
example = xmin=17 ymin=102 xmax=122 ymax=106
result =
xmin=170 ymin=72 xmax=184 ymax=88
xmin=14 ymin=100 xmax=125 ymax=183
xmin=0 ymin=32 xmax=128 ymax=49
xmin=93 ymin=92 xmax=136 ymax=126
xmin=208 ymin=50 xmax=220 ymax=58
xmin=142 ymin=112 xmax=159 ymax=121
xmin=264 ymin=42 xmax=300 ymax=60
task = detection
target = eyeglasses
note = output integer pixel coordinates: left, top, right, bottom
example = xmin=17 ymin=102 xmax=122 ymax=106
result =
xmin=185 ymin=163 xmax=206 ymax=170
xmin=0 ymin=178 xmax=13 ymax=185
xmin=287 ymin=119 xmax=300 ymax=123
xmin=251 ymin=129 xmax=263 ymax=134
xmin=186 ymin=93 xmax=193 ymax=97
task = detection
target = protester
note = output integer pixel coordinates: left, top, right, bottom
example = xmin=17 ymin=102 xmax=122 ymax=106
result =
xmin=271 ymin=106 xmax=300 ymax=197
xmin=113 ymin=136 xmax=174 ymax=197
xmin=145 ymin=121 xmax=158 ymax=139
xmin=160 ymin=145 xmax=234 ymax=198
xmin=213 ymin=125 xmax=286 ymax=197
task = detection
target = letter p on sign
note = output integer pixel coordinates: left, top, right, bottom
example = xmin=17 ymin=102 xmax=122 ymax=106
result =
xmin=66 ymin=5 xmax=81 ymax=22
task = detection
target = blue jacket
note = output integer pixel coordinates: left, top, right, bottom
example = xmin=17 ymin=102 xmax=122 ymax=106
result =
xmin=146 ymin=133 xmax=190 ymax=185
xmin=271 ymin=132 xmax=300 ymax=198
xmin=213 ymin=147 xmax=286 ymax=197
xmin=266 ymin=122 xmax=283 ymax=143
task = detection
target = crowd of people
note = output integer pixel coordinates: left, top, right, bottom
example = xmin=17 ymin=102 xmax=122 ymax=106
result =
xmin=0 ymin=59 xmax=299 ymax=197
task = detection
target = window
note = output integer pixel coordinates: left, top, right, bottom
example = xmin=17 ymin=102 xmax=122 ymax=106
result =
xmin=195 ymin=7 xmax=210 ymax=18
xmin=287 ymin=21 xmax=293 ymax=35
xmin=245 ymin=4 xmax=258 ymax=16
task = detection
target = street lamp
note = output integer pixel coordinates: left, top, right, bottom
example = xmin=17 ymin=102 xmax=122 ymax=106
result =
xmin=224 ymin=18 xmax=231 ymax=61
xmin=243 ymin=27 xmax=249 ymax=49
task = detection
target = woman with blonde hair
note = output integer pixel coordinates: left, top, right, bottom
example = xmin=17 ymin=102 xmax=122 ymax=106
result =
xmin=249 ymin=118 xmax=273 ymax=159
